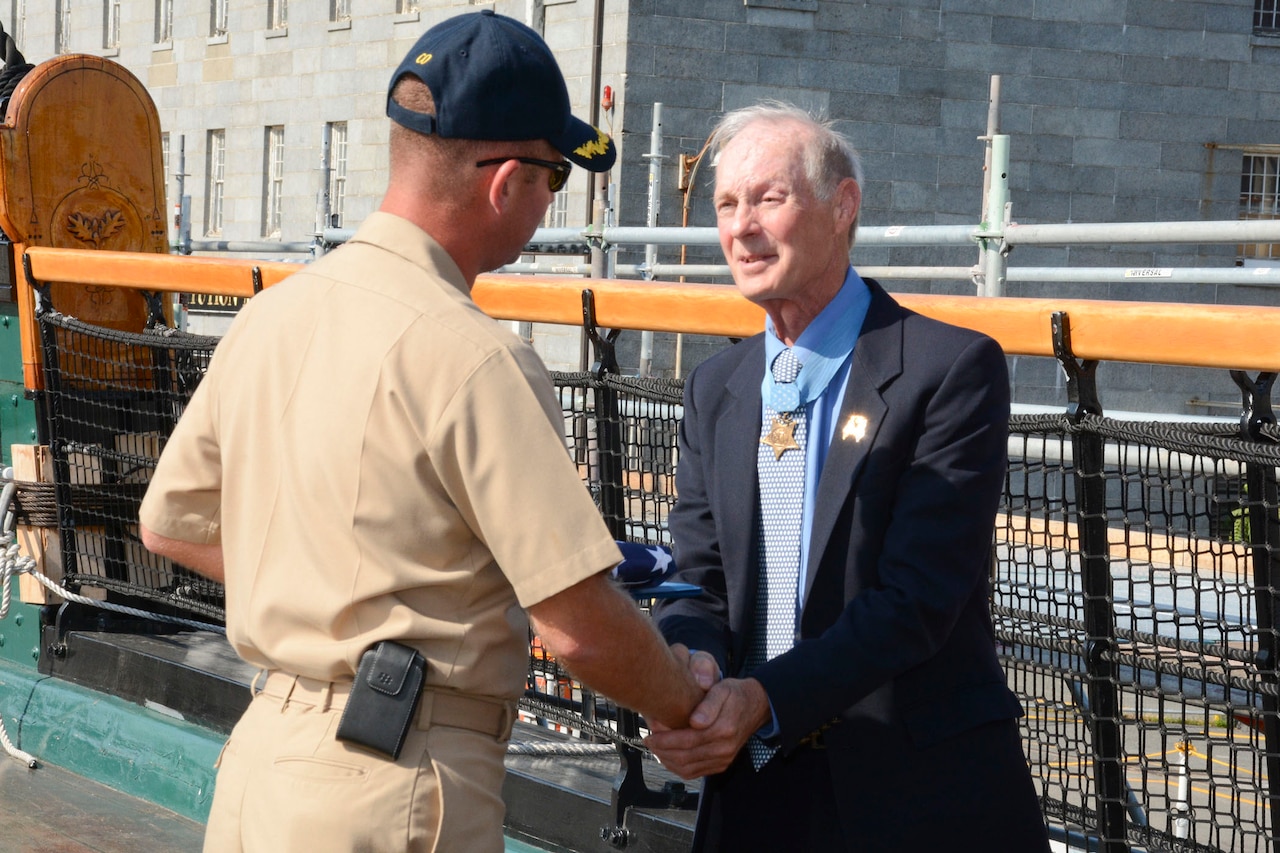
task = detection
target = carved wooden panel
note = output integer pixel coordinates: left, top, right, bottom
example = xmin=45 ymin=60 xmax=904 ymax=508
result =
xmin=0 ymin=55 xmax=168 ymax=389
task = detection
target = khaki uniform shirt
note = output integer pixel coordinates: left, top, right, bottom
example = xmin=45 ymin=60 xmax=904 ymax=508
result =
xmin=140 ymin=212 xmax=620 ymax=700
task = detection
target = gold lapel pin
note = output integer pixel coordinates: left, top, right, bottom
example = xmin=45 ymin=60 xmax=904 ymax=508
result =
xmin=842 ymin=414 xmax=868 ymax=442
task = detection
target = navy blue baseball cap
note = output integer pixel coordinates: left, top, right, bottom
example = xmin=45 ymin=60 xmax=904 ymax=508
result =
xmin=387 ymin=10 xmax=616 ymax=172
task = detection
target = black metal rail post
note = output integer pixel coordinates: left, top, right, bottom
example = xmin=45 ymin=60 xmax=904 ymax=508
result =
xmin=580 ymin=290 xmax=691 ymax=848
xmin=1053 ymin=312 xmax=1129 ymax=853
xmin=582 ymin=290 xmax=625 ymax=539
xmin=1231 ymin=370 xmax=1280 ymax=853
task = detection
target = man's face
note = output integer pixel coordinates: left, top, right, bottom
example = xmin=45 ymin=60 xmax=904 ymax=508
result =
xmin=713 ymin=122 xmax=856 ymax=311
xmin=487 ymin=143 xmax=560 ymax=270
xmin=502 ymin=174 xmax=554 ymax=266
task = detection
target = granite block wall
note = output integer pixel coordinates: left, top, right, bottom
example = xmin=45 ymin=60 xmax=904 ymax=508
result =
xmin=11 ymin=1 xmax=1280 ymax=413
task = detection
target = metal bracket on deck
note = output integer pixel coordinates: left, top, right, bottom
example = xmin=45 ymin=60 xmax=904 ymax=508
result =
xmin=603 ymin=741 xmax=697 ymax=848
xmin=1051 ymin=311 xmax=1102 ymax=422
xmin=251 ymin=266 xmax=264 ymax=295
xmin=1230 ymin=370 xmax=1277 ymax=442
xmin=582 ymin=289 xmax=620 ymax=379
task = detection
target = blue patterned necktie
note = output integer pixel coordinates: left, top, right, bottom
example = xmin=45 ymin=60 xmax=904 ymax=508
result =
xmin=746 ymin=347 xmax=806 ymax=769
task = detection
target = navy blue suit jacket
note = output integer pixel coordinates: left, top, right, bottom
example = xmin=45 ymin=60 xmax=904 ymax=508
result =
xmin=654 ymin=280 xmax=1046 ymax=850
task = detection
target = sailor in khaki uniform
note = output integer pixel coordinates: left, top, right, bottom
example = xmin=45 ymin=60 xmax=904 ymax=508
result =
xmin=140 ymin=11 xmax=704 ymax=852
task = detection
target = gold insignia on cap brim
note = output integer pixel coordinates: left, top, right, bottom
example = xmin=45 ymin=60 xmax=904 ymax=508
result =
xmin=574 ymin=129 xmax=611 ymax=160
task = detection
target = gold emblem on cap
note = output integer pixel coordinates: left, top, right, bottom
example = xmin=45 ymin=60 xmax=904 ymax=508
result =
xmin=761 ymin=413 xmax=801 ymax=460
xmin=574 ymin=129 xmax=610 ymax=159
xmin=842 ymin=414 xmax=868 ymax=443
xmin=415 ymin=52 xmax=433 ymax=65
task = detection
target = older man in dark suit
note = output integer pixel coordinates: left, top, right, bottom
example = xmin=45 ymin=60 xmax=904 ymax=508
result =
xmin=645 ymin=102 xmax=1050 ymax=852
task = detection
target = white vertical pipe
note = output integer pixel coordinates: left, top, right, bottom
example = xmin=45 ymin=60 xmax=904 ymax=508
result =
xmin=639 ymin=103 xmax=663 ymax=377
xmin=1172 ymin=739 xmax=1191 ymax=839
xmin=982 ymin=134 xmax=1010 ymax=298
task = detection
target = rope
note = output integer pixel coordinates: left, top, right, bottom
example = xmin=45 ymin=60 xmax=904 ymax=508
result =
xmin=0 ymin=470 xmax=223 ymax=634
xmin=0 ymin=711 xmax=34 ymax=768
xmin=0 ymin=475 xmax=36 ymax=767
xmin=505 ymin=741 xmax=619 ymax=757
xmin=0 ymin=468 xmax=226 ymax=768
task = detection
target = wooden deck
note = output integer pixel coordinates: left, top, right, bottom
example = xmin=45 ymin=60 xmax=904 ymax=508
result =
xmin=0 ymin=757 xmax=205 ymax=853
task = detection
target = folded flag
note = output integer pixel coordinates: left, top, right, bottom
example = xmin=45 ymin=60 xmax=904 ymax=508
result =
xmin=611 ymin=541 xmax=677 ymax=587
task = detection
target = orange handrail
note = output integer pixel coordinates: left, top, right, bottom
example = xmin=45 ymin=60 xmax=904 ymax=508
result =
xmin=20 ymin=246 xmax=1280 ymax=374
xmin=23 ymin=247 xmax=299 ymax=297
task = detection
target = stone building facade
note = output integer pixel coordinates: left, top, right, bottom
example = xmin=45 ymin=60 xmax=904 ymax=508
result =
xmin=8 ymin=1 xmax=1280 ymax=412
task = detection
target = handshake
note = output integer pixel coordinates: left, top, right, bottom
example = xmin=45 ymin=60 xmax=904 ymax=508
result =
xmin=641 ymin=643 xmax=772 ymax=780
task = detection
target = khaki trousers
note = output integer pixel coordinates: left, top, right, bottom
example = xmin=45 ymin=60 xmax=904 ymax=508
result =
xmin=202 ymin=674 xmax=510 ymax=853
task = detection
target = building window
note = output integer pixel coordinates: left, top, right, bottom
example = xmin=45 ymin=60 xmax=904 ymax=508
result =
xmin=1256 ymin=0 xmax=1280 ymax=34
xmin=160 ymin=131 xmax=171 ymax=236
xmin=397 ymin=0 xmax=420 ymax=12
xmin=206 ymin=130 xmax=225 ymax=237
xmin=161 ymin=131 xmax=170 ymax=193
xmin=55 ymin=0 xmax=70 ymax=54
xmin=1239 ymin=151 xmax=1280 ymax=261
xmin=544 ymin=188 xmax=568 ymax=229
xmin=331 ymin=0 xmax=351 ymax=23
xmin=161 ymin=131 xmax=170 ymax=180
xmin=210 ymin=0 xmax=228 ymax=37
xmin=8 ymin=1 xmax=24 ymax=50
xmin=154 ymin=0 xmax=171 ymax=42
xmin=104 ymin=0 xmax=121 ymax=49
xmin=269 ymin=0 xmax=286 ymax=29
xmin=325 ymin=121 xmax=347 ymax=228
xmin=263 ymin=126 xmax=285 ymax=238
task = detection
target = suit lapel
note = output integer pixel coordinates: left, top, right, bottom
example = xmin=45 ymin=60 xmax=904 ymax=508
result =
xmin=713 ymin=339 xmax=765 ymax=670
xmin=802 ymin=284 xmax=904 ymax=605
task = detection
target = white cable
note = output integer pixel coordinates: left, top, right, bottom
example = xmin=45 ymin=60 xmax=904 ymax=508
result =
xmin=0 ymin=712 xmax=36 ymax=768
xmin=505 ymin=741 xmax=618 ymax=756
xmin=4 ymin=559 xmax=223 ymax=634
xmin=0 ymin=469 xmax=36 ymax=767
xmin=0 ymin=468 xmax=222 ymax=767
xmin=0 ymin=468 xmax=223 ymax=632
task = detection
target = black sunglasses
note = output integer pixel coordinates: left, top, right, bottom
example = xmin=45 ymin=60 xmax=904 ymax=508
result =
xmin=475 ymin=156 xmax=572 ymax=193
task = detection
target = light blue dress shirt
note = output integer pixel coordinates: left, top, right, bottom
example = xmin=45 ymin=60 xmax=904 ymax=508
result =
xmin=753 ymin=267 xmax=871 ymax=743
xmin=760 ymin=267 xmax=872 ymax=605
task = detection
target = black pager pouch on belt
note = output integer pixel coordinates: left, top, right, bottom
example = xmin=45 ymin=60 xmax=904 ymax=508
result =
xmin=335 ymin=640 xmax=426 ymax=760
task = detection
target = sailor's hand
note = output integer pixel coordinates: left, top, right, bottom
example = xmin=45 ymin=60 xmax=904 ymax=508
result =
xmin=650 ymin=644 xmax=719 ymax=735
xmin=669 ymin=643 xmax=721 ymax=691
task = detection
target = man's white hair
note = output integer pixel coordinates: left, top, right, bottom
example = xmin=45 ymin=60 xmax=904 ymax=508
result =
xmin=708 ymin=101 xmax=864 ymax=202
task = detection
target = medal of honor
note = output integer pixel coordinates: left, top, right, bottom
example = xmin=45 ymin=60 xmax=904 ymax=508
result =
xmin=761 ymin=412 xmax=801 ymax=460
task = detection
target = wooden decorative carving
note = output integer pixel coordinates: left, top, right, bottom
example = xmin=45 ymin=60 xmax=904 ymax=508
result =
xmin=0 ymin=55 xmax=169 ymax=389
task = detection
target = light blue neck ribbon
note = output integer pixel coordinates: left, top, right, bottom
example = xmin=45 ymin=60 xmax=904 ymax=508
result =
xmin=761 ymin=268 xmax=870 ymax=413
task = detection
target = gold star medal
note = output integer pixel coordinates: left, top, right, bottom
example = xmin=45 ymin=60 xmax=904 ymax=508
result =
xmin=761 ymin=412 xmax=801 ymax=460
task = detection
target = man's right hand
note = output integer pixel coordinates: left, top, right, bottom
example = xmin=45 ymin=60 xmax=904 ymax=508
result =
xmin=644 ymin=676 xmax=771 ymax=779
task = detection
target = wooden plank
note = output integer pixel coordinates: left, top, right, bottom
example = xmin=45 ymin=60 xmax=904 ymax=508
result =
xmin=894 ymin=294 xmax=1280 ymax=371
xmin=12 ymin=443 xmax=58 ymax=604
xmin=472 ymin=274 xmax=765 ymax=338
xmin=473 ymin=274 xmax=1280 ymax=371
xmin=16 ymin=247 xmax=1280 ymax=372
xmin=23 ymin=246 xmax=298 ymax=297
xmin=996 ymin=512 xmax=1251 ymax=579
